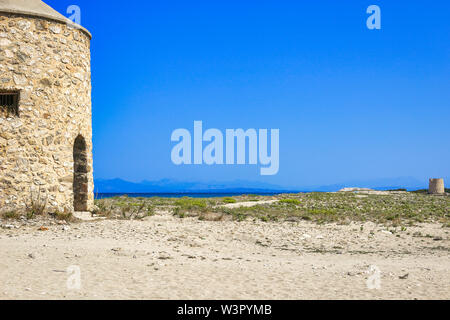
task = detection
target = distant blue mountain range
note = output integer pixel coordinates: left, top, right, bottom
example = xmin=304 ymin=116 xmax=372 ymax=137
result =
xmin=94 ymin=176 xmax=432 ymax=194
xmin=94 ymin=178 xmax=293 ymax=194
xmin=304 ymin=176 xmax=429 ymax=192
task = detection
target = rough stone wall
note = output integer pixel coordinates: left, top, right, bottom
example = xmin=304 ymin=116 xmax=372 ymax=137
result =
xmin=0 ymin=13 xmax=93 ymax=213
xmin=429 ymin=179 xmax=445 ymax=195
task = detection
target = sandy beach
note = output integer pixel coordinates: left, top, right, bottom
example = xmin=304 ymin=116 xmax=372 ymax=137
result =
xmin=1 ymin=208 xmax=449 ymax=300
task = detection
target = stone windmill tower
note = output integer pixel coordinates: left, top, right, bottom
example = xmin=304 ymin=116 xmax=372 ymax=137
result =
xmin=0 ymin=0 xmax=94 ymax=213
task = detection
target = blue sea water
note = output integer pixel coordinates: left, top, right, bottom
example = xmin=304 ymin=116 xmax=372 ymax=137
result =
xmin=96 ymin=192 xmax=290 ymax=200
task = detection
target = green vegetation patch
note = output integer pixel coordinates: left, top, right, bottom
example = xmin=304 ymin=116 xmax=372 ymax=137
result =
xmin=94 ymin=192 xmax=449 ymax=226
xmin=279 ymin=199 xmax=301 ymax=205
xmin=222 ymin=197 xmax=237 ymax=204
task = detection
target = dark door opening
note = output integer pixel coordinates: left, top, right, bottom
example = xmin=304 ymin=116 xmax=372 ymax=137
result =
xmin=73 ymin=135 xmax=88 ymax=211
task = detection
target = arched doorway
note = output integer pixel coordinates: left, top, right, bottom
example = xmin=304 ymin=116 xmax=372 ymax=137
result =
xmin=73 ymin=135 xmax=88 ymax=211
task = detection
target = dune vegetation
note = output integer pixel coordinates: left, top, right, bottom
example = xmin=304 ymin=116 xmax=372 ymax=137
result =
xmin=94 ymin=192 xmax=449 ymax=227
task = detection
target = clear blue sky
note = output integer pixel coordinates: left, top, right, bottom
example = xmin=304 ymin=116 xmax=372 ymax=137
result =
xmin=47 ymin=0 xmax=449 ymax=187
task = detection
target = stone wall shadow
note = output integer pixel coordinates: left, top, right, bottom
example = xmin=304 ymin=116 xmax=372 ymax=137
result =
xmin=73 ymin=135 xmax=88 ymax=211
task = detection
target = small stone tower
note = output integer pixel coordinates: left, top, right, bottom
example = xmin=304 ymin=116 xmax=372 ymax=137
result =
xmin=429 ymin=179 xmax=445 ymax=195
xmin=0 ymin=0 xmax=94 ymax=213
